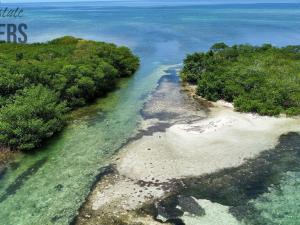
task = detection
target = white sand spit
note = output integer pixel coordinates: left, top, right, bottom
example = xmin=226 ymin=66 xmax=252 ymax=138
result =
xmin=117 ymin=106 xmax=300 ymax=182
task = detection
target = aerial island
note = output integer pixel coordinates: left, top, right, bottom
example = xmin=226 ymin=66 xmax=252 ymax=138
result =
xmin=0 ymin=36 xmax=139 ymax=151
xmin=181 ymin=43 xmax=300 ymax=116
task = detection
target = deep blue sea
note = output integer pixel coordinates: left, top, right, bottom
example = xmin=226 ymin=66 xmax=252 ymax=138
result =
xmin=0 ymin=1 xmax=300 ymax=225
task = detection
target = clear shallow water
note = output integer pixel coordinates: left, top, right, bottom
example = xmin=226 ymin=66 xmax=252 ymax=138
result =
xmin=174 ymin=132 xmax=300 ymax=225
xmin=0 ymin=65 xmax=167 ymax=225
xmin=253 ymin=172 xmax=300 ymax=224
xmin=0 ymin=2 xmax=300 ymax=225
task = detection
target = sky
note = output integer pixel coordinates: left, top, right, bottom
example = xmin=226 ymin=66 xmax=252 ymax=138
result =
xmin=2 ymin=0 xmax=300 ymax=3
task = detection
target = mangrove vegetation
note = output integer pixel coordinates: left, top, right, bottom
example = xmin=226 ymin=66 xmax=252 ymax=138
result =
xmin=0 ymin=36 xmax=139 ymax=151
xmin=181 ymin=43 xmax=300 ymax=116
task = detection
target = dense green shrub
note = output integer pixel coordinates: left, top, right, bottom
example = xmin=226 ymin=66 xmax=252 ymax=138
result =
xmin=0 ymin=36 xmax=139 ymax=150
xmin=181 ymin=43 xmax=300 ymax=116
xmin=0 ymin=85 xmax=67 ymax=150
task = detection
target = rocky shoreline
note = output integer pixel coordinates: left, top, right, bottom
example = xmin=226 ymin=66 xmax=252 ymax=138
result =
xmin=74 ymin=67 xmax=300 ymax=225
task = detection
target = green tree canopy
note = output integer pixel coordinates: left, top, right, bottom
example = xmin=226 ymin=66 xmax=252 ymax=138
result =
xmin=181 ymin=43 xmax=300 ymax=116
xmin=0 ymin=36 xmax=139 ymax=150
xmin=0 ymin=85 xmax=67 ymax=150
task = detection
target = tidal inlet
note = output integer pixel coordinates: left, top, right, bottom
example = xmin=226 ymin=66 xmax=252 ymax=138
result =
xmin=0 ymin=1 xmax=300 ymax=225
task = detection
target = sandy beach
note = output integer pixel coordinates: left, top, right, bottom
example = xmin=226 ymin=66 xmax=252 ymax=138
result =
xmin=117 ymin=102 xmax=300 ymax=182
xmin=76 ymin=68 xmax=300 ymax=225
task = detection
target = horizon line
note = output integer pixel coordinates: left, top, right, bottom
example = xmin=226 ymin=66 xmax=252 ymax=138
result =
xmin=2 ymin=0 xmax=300 ymax=4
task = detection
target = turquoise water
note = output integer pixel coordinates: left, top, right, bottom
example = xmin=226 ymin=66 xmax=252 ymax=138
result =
xmin=0 ymin=2 xmax=300 ymax=225
xmin=177 ymin=133 xmax=300 ymax=225
xmin=253 ymin=172 xmax=300 ymax=225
